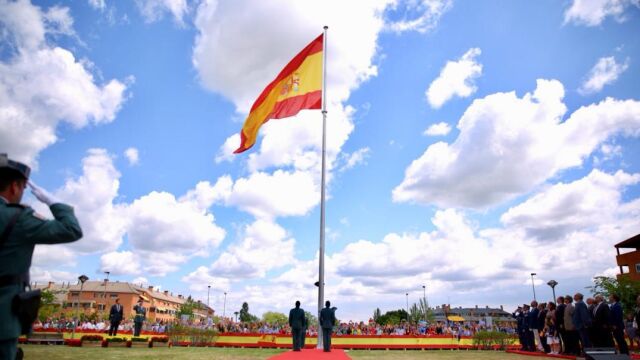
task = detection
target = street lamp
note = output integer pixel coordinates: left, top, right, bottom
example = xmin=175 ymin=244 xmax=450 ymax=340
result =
xmin=102 ymin=271 xmax=110 ymax=318
xmin=547 ymin=280 xmax=558 ymax=304
xmin=207 ymin=285 xmax=211 ymax=308
xmin=406 ymin=292 xmax=409 ymax=323
xmin=223 ymin=292 xmax=227 ymax=319
xmin=72 ymin=274 xmax=89 ymax=339
xmin=422 ymin=285 xmax=427 ymax=324
xmin=530 ymin=273 xmax=537 ymax=302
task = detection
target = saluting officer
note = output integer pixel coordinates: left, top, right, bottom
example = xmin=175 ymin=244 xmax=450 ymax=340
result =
xmin=0 ymin=154 xmax=83 ymax=359
xmin=133 ymin=298 xmax=146 ymax=337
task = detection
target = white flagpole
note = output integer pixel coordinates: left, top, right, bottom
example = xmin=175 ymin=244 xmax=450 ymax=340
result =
xmin=317 ymin=25 xmax=328 ymax=350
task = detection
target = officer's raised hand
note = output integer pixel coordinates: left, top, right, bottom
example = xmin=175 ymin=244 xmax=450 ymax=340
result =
xmin=28 ymin=181 xmax=61 ymax=206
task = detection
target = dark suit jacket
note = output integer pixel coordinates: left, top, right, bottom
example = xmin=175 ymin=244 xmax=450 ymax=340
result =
xmin=555 ymin=303 xmax=566 ymax=330
xmin=609 ymin=302 xmax=624 ymax=329
xmin=573 ymin=301 xmax=592 ymax=330
xmin=320 ymin=307 xmax=336 ymax=329
xmin=528 ymin=308 xmax=540 ymax=330
xmin=593 ymin=302 xmax=610 ymax=330
xmin=109 ymin=303 xmax=124 ymax=322
xmin=289 ymin=307 xmax=305 ymax=329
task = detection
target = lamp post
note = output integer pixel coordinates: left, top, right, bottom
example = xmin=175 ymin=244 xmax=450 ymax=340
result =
xmin=422 ymin=285 xmax=427 ymax=324
xmin=207 ymin=285 xmax=211 ymax=309
xmin=530 ymin=273 xmax=537 ymax=302
xmin=547 ymin=280 xmax=558 ymax=304
xmin=406 ymin=292 xmax=409 ymax=323
xmin=102 ymin=271 xmax=110 ymax=318
xmin=223 ymin=292 xmax=227 ymax=319
xmin=72 ymin=274 xmax=89 ymax=339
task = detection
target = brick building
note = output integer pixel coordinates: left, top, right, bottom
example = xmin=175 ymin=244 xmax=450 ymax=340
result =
xmin=616 ymin=233 xmax=640 ymax=281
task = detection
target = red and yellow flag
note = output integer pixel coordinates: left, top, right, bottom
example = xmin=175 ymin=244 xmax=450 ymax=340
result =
xmin=234 ymin=34 xmax=323 ymax=154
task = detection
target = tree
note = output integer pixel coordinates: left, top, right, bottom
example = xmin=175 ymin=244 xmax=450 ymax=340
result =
xmin=373 ymin=308 xmax=381 ymax=322
xmin=239 ymin=302 xmax=258 ymax=322
xmin=304 ymin=311 xmax=318 ymax=327
xmin=590 ymin=276 xmax=640 ymax=317
xmin=376 ymin=309 xmax=408 ymax=325
xmin=177 ymin=298 xmax=197 ymax=319
xmin=409 ymin=298 xmax=435 ymax=324
xmin=38 ymin=289 xmax=60 ymax=322
xmin=262 ymin=311 xmax=288 ymax=326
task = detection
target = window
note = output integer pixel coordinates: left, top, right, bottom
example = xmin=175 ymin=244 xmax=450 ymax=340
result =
xmin=635 ymin=263 xmax=640 ymax=273
xmin=70 ymin=292 xmax=79 ymax=297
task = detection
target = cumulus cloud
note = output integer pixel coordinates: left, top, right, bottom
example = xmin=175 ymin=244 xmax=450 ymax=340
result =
xmin=385 ymin=0 xmax=453 ymax=33
xmin=0 ymin=0 xmax=129 ymax=166
xmin=564 ymin=0 xmax=640 ymax=26
xmin=209 ymin=220 xmax=296 ymax=278
xmin=88 ymin=0 xmax=106 ymax=11
xmin=56 ymin=148 xmax=128 ymax=254
xmin=135 ymin=0 xmax=188 ymax=24
xmin=393 ymin=79 xmax=640 ymax=209
xmin=501 ymin=169 xmax=640 ymax=241
xmin=100 ymin=251 xmax=141 ymax=275
xmin=339 ymin=147 xmax=371 ymax=171
xmin=424 ymin=122 xmax=452 ymax=136
xmin=426 ymin=48 xmax=482 ymax=109
xmin=579 ymin=56 xmax=629 ymax=95
xmin=124 ymin=147 xmax=140 ymax=166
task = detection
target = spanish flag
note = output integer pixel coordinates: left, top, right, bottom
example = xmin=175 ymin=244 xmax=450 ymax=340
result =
xmin=234 ymin=34 xmax=324 ymax=154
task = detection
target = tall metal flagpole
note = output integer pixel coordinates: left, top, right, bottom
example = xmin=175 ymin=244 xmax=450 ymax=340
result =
xmin=317 ymin=25 xmax=328 ymax=350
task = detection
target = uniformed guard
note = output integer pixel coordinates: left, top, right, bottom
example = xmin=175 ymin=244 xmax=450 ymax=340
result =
xmin=319 ymin=301 xmax=337 ymax=352
xmin=0 ymin=154 xmax=83 ymax=359
xmin=133 ymin=298 xmax=146 ymax=337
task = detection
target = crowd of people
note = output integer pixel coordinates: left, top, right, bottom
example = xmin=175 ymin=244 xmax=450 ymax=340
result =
xmin=513 ymin=293 xmax=639 ymax=356
xmin=32 ymin=318 xmax=170 ymax=333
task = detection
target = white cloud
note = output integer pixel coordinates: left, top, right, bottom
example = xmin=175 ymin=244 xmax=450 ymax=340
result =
xmin=564 ymin=0 xmax=640 ymax=26
xmin=215 ymin=170 xmax=320 ymax=220
xmin=100 ymin=251 xmax=141 ymax=276
xmin=32 ymin=245 xmax=76 ymax=267
xmin=340 ymin=147 xmax=370 ymax=171
xmin=88 ymin=0 xmax=106 ymax=11
xmin=56 ymin=148 xmax=128 ymax=254
xmin=426 ymin=48 xmax=482 ymax=109
xmin=579 ymin=56 xmax=629 ymax=94
xmin=0 ymin=0 xmax=129 ymax=166
xmin=385 ymin=0 xmax=453 ymax=33
xmin=394 ymin=79 xmax=640 ymax=209
xmin=209 ymin=220 xmax=296 ymax=278
xmin=30 ymin=267 xmax=78 ymax=284
xmin=131 ymin=277 xmax=149 ymax=286
xmin=501 ymin=169 xmax=640 ymax=241
xmin=124 ymin=147 xmax=140 ymax=166
xmin=135 ymin=0 xmax=188 ymax=24
xmin=424 ymin=122 xmax=452 ymax=136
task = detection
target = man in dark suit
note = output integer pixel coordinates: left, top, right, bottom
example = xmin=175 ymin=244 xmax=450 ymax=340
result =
xmin=320 ymin=300 xmax=336 ymax=352
xmin=573 ymin=293 xmax=593 ymax=353
xmin=555 ymin=297 xmax=566 ymax=353
xmin=523 ymin=304 xmax=535 ymax=351
xmin=529 ymin=301 xmax=543 ymax=351
xmin=592 ymin=295 xmax=613 ymax=347
xmin=288 ymin=301 xmax=305 ymax=351
xmin=108 ymin=298 xmax=124 ymax=336
xmin=609 ymin=294 xmax=628 ymax=354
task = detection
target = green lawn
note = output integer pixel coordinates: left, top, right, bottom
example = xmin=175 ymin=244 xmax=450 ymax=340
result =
xmin=21 ymin=346 xmax=554 ymax=360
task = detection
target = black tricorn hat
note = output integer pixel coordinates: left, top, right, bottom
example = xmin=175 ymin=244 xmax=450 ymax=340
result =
xmin=0 ymin=154 xmax=30 ymax=179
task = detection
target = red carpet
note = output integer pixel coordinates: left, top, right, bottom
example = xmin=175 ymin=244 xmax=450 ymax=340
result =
xmin=506 ymin=350 xmax=576 ymax=359
xmin=269 ymin=349 xmax=351 ymax=360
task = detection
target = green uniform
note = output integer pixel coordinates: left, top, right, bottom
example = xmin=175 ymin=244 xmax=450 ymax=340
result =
xmin=0 ymin=198 xmax=82 ymax=357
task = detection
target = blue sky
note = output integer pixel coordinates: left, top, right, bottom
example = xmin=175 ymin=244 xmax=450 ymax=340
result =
xmin=1 ymin=0 xmax=640 ymax=321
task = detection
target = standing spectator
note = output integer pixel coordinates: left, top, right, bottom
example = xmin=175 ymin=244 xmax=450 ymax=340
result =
xmin=592 ymin=294 xmax=613 ymax=347
xmin=625 ymin=313 xmax=637 ymax=351
xmin=555 ymin=297 xmax=566 ymax=354
xmin=609 ymin=294 xmax=629 ymax=354
xmin=573 ymin=293 xmax=593 ymax=353
xmin=529 ymin=301 xmax=544 ymax=352
xmin=545 ymin=302 xmax=560 ymax=354
xmin=109 ymin=298 xmax=124 ymax=336
xmin=563 ymin=295 xmax=578 ymax=355
xmin=523 ymin=304 xmax=535 ymax=351
xmin=538 ymin=303 xmax=550 ymax=353
xmin=513 ymin=307 xmax=526 ymax=351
